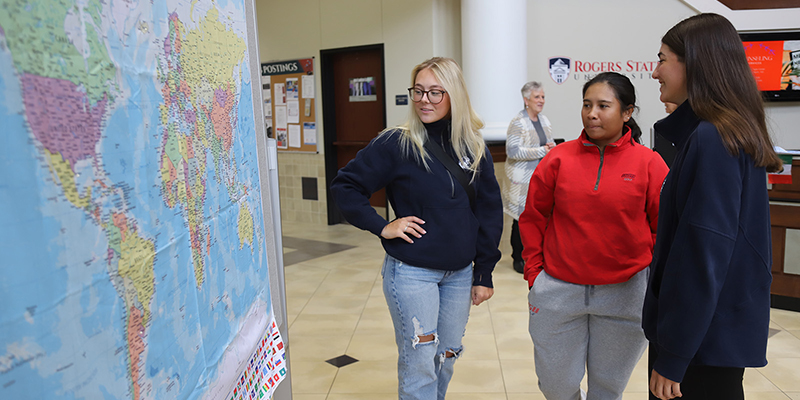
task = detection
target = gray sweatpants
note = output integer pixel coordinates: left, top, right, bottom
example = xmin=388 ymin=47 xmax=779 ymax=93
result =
xmin=527 ymin=268 xmax=648 ymax=400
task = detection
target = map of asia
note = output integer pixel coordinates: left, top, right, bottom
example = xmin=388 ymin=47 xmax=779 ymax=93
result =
xmin=0 ymin=0 xmax=280 ymax=397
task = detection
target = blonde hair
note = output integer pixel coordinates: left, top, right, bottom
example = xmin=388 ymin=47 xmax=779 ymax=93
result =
xmin=380 ymin=57 xmax=486 ymax=179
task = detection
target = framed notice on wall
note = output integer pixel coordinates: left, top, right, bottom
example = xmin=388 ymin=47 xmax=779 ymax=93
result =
xmin=261 ymin=58 xmax=317 ymax=152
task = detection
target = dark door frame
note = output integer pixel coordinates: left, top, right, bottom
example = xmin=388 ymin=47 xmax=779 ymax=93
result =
xmin=321 ymin=43 xmax=387 ymax=225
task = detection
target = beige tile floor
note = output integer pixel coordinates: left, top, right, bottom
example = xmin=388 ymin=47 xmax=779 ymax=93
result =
xmin=281 ymin=218 xmax=800 ymax=400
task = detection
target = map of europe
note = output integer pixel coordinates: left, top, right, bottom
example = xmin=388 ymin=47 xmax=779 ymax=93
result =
xmin=0 ymin=0 xmax=276 ymax=398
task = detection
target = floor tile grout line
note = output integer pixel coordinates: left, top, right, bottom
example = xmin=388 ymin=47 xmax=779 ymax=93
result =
xmin=324 ymin=367 xmax=342 ymax=399
xmin=283 ymin=222 xmax=800 ymax=399
xmin=285 ymin=259 xmax=338 ymax=398
xmin=755 ymin=362 xmax=799 ymax=398
xmin=484 ymin=280 xmax=513 ymax=399
xmin=761 ymin=311 xmax=800 ymax=397
xmin=342 ymin=273 xmax=379 ymax=355
xmin=328 ymin=252 xmax=383 ymax=397
xmin=771 ymin=316 xmax=788 ymax=332
xmin=286 ymin=265 xmax=332 ymax=331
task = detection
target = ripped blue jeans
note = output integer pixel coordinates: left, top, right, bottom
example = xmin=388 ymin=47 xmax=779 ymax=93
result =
xmin=382 ymin=254 xmax=472 ymax=400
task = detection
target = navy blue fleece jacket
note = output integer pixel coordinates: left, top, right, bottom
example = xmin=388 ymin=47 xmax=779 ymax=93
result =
xmin=330 ymin=119 xmax=503 ymax=287
xmin=642 ymin=102 xmax=772 ymax=382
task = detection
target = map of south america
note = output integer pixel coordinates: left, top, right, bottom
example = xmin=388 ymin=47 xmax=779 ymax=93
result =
xmin=0 ymin=0 xmax=272 ymax=397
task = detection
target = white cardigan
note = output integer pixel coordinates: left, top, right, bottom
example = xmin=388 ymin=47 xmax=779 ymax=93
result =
xmin=502 ymin=109 xmax=554 ymax=220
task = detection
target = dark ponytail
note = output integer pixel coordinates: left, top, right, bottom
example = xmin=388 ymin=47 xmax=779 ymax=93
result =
xmin=624 ymin=117 xmax=643 ymax=145
xmin=582 ymin=72 xmax=642 ymax=144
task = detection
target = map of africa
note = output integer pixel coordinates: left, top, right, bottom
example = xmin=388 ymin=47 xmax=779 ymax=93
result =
xmin=0 ymin=0 xmax=277 ymax=397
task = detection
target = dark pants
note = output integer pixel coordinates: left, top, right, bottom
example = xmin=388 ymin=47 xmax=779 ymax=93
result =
xmin=511 ymin=219 xmax=523 ymax=262
xmin=648 ymin=344 xmax=744 ymax=400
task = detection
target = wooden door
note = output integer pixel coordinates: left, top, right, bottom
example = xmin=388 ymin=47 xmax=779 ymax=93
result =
xmin=321 ymin=44 xmax=387 ymax=224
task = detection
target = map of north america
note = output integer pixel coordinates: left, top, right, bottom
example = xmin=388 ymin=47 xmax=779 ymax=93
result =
xmin=0 ymin=0 xmax=272 ymax=397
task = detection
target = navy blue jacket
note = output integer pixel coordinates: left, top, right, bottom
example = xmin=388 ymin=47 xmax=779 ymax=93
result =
xmin=642 ymin=102 xmax=772 ymax=382
xmin=330 ymin=119 xmax=503 ymax=287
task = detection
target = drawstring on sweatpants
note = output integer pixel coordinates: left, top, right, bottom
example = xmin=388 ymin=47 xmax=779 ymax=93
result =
xmin=584 ymin=285 xmax=595 ymax=306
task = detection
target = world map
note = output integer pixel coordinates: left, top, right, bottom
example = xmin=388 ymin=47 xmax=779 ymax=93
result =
xmin=0 ymin=0 xmax=276 ymax=397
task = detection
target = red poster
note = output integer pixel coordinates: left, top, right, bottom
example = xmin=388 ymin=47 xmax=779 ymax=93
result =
xmin=743 ymin=41 xmax=784 ymax=91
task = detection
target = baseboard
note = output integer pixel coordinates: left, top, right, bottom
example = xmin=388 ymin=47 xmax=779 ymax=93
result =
xmin=771 ymin=294 xmax=800 ymax=312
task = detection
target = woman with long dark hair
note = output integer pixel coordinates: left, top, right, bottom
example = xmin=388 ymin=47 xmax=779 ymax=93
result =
xmin=644 ymin=13 xmax=783 ymax=400
xmin=520 ymin=72 xmax=668 ymax=399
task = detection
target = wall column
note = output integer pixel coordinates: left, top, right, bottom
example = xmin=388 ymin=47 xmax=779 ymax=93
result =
xmin=461 ymin=0 xmax=527 ymax=142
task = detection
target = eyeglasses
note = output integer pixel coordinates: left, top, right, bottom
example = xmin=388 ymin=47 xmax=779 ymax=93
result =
xmin=408 ymin=88 xmax=447 ymax=104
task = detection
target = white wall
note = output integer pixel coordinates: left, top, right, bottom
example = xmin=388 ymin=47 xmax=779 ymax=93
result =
xmin=682 ymin=0 xmax=800 ymax=31
xmin=254 ymin=0 xmax=800 ymax=224
xmin=526 ymin=0 xmax=696 ymax=148
xmin=526 ymin=0 xmax=800 ymax=150
xmin=381 ymin=0 xmax=433 ymax=128
xmin=767 ymin=103 xmax=800 ymax=150
xmin=255 ymin=0 xmax=462 ymax=223
xmin=680 ymin=0 xmax=800 ymax=149
xmin=256 ymin=0 xmax=462 ymax=148
xmin=433 ymin=0 xmax=462 ymax=63
xmin=383 ymin=0 xmax=463 ymax=127
xmin=462 ymin=0 xmax=528 ymax=142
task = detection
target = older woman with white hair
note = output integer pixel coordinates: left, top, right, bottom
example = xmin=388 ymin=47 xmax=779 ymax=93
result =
xmin=503 ymin=81 xmax=555 ymax=273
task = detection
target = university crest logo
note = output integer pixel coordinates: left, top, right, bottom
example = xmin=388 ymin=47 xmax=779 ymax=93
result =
xmin=549 ymin=57 xmax=571 ymax=84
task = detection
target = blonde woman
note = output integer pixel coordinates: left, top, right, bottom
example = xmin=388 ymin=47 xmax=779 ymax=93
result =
xmin=331 ymin=57 xmax=503 ymax=400
xmin=503 ymin=81 xmax=555 ymax=273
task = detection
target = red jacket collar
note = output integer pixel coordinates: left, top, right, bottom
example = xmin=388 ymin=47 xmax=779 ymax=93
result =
xmin=578 ymin=126 xmax=635 ymax=151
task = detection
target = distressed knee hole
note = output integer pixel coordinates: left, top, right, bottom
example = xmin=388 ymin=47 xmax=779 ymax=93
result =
xmin=436 ymin=347 xmax=463 ymax=371
xmin=444 ymin=347 xmax=462 ymax=359
xmin=437 ymin=348 xmax=463 ymax=363
xmin=410 ymin=317 xmax=438 ymax=349
xmin=411 ymin=332 xmax=438 ymax=348
xmin=418 ymin=334 xmax=435 ymax=343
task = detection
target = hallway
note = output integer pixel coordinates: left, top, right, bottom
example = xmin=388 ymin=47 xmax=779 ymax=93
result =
xmin=281 ymin=219 xmax=800 ymax=399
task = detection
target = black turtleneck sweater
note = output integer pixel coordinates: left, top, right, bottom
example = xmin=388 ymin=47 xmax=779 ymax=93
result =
xmin=330 ymin=119 xmax=503 ymax=287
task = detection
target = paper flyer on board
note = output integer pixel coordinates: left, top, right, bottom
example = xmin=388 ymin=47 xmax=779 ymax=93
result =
xmin=303 ymin=122 xmax=316 ymax=145
xmin=285 ymin=77 xmax=299 ymax=100
xmin=260 ymin=76 xmax=271 ymax=117
xmin=275 ymin=106 xmax=287 ymax=129
xmin=274 ymin=83 xmax=286 ymax=106
xmin=302 ymin=74 xmax=315 ymax=98
xmin=288 ymin=124 xmax=301 ymax=148
xmin=276 ymin=128 xmax=287 ymax=149
xmin=287 ymin=100 xmax=299 ymax=124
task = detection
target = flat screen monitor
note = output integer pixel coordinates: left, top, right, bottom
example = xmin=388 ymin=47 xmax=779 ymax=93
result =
xmin=739 ymin=31 xmax=800 ymax=101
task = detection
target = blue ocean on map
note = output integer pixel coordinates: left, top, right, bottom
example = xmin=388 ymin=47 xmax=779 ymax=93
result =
xmin=0 ymin=0 xmax=274 ymax=397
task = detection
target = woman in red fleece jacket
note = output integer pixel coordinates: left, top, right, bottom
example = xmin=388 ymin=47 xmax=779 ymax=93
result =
xmin=519 ymin=72 xmax=668 ymax=400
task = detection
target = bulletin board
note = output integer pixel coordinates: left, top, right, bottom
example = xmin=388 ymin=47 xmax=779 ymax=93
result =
xmin=260 ymin=58 xmax=318 ymax=152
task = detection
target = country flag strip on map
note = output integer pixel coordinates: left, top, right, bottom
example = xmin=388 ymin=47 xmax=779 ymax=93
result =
xmin=227 ymin=317 xmax=287 ymax=399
